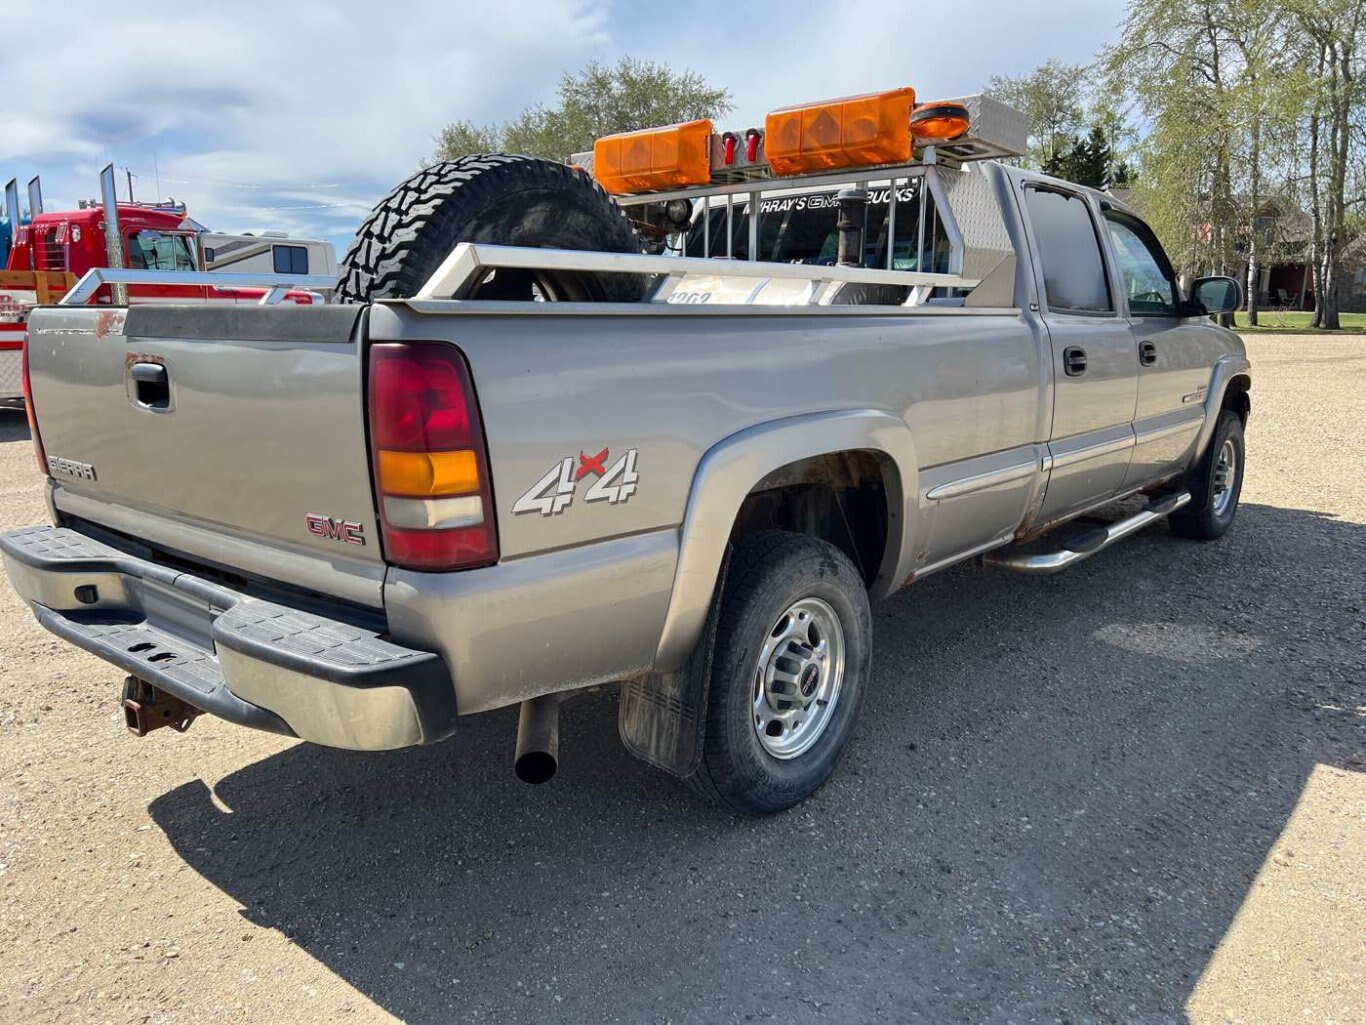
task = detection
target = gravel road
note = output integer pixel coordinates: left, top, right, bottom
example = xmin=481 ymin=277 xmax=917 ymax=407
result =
xmin=1 ymin=335 xmax=1362 ymax=1025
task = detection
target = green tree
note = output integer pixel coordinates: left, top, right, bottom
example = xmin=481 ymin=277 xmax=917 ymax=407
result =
xmin=1052 ymin=125 xmax=1116 ymax=188
xmin=433 ymin=57 xmax=733 ymax=164
xmin=986 ymin=61 xmax=1087 ymax=170
xmin=1287 ymin=0 xmax=1365 ymax=329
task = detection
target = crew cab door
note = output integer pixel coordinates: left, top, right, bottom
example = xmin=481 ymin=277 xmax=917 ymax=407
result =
xmin=1098 ymin=207 xmax=1214 ymax=487
xmin=1019 ymin=183 xmax=1138 ymax=522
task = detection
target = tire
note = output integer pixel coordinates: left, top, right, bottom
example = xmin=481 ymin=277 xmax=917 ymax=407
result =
xmin=1170 ymin=409 xmax=1245 ymax=541
xmin=690 ymin=532 xmax=873 ymax=814
xmin=336 ymin=154 xmax=645 ymax=303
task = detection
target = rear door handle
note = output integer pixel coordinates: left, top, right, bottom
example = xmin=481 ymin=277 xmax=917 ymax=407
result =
xmin=1063 ymin=346 xmax=1087 ymax=376
xmin=1139 ymin=341 xmax=1158 ymax=366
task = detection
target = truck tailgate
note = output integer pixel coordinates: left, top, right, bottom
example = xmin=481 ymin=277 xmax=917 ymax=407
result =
xmin=24 ymin=304 xmax=386 ymax=605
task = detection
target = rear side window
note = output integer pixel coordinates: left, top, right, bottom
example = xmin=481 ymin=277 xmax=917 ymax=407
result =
xmin=272 ymin=245 xmax=309 ymax=275
xmin=1022 ymin=187 xmax=1111 ymax=313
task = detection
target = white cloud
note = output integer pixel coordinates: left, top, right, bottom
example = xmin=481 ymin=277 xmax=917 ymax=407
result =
xmin=5 ymin=0 xmax=614 ymax=241
xmin=3 ymin=0 xmax=1123 ymax=247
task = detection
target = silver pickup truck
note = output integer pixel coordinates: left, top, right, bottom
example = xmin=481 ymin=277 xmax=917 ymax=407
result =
xmin=2 ymin=105 xmax=1251 ymax=814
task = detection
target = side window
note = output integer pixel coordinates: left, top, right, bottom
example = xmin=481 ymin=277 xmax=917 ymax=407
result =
xmin=1103 ymin=214 xmax=1179 ymax=315
xmin=126 ymin=231 xmax=198 ymax=271
xmin=272 ymin=245 xmax=309 ymax=275
xmin=1022 ymin=187 xmax=1112 ymax=313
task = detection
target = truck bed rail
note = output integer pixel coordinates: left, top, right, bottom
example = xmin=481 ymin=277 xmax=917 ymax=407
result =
xmin=58 ymin=268 xmax=337 ymax=306
xmin=417 ymin=243 xmax=980 ymax=307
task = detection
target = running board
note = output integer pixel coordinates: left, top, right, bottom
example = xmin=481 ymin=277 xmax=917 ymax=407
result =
xmin=984 ymin=491 xmax=1192 ymax=576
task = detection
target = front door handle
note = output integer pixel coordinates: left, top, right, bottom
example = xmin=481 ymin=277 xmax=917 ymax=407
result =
xmin=1139 ymin=341 xmax=1158 ymax=366
xmin=1063 ymin=346 xmax=1087 ymax=376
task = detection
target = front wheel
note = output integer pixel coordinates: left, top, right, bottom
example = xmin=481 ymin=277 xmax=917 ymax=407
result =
xmin=690 ymin=532 xmax=872 ymax=814
xmin=1170 ymin=409 xmax=1245 ymax=540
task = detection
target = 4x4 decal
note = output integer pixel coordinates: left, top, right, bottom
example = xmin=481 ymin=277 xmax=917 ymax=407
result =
xmin=513 ymin=447 xmax=639 ymax=516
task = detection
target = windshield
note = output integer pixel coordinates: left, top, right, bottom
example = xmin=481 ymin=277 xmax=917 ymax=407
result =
xmin=683 ymin=180 xmax=951 ymax=273
xmin=126 ymin=231 xmax=199 ymax=271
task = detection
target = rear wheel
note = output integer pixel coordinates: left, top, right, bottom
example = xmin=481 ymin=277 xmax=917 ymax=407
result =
xmin=336 ymin=154 xmax=645 ymax=303
xmin=690 ymin=532 xmax=872 ymax=814
xmin=1170 ymin=409 xmax=1245 ymax=540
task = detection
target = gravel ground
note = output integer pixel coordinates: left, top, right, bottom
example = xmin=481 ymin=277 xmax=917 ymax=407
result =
xmin=0 ymin=335 xmax=1363 ymax=1025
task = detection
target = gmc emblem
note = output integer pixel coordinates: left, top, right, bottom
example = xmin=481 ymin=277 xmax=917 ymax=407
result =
xmin=305 ymin=514 xmax=365 ymax=546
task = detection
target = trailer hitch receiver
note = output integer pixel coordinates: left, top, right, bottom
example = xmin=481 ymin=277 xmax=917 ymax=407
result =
xmin=121 ymin=676 xmax=199 ymax=737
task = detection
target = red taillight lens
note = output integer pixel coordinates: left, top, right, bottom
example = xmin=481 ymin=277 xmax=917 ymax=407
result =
xmin=367 ymin=343 xmax=497 ymax=571
xmin=21 ymin=336 xmax=47 ymax=476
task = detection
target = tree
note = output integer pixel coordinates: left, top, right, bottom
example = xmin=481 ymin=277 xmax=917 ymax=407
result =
xmin=433 ymin=57 xmax=733 ymax=164
xmin=988 ymin=64 xmax=1135 ymax=187
xmin=1287 ymin=0 xmax=1364 ymax=329
xmin=1050 ymin=125 xmax=1116 ymax=188
xmin=986 ymin=61 xmax=1088 ymax=170
xmin=1105 ymin=0 xmax=1274 ymax=332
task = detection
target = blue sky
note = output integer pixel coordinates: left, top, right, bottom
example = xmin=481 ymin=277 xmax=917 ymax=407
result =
xmin=4 ymin=0 xmax=1127 ymax=253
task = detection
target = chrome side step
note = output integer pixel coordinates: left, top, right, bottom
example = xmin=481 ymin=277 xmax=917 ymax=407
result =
xmin=984 ymin=491 xmax=1191 ymax=576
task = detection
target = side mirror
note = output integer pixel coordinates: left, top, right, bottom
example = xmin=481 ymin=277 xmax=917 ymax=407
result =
xmin=1189 ymin=276 xmax=1242 ymax=316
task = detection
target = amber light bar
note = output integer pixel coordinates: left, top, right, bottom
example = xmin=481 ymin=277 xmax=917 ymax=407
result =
xmin=593 ymin=119 xmax=713 ymax=195
xmin=764 ymin=86 xmax=916 ymax=176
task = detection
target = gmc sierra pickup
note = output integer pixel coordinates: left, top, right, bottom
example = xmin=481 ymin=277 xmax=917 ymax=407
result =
xmin=1 ymin=107 xmax=1250 ymax=814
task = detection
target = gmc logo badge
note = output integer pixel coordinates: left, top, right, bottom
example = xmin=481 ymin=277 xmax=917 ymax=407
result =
xmin=305 ymin=514 xmax=365 ymax=546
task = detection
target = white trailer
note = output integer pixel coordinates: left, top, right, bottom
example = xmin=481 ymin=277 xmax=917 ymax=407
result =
xmin=202 ymin=231 xmax=337 ymax=278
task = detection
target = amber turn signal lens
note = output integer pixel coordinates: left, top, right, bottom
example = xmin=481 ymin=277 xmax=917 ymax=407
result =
xmin=910 ymin=102 xmax=970 ymax=142
xmin=377 ymin=448 xmax=480 ymax=497
xmin=764 ymin=86 xmax=915 ymax=176
xmin=593 ymin=119 xmax=713 ymax=195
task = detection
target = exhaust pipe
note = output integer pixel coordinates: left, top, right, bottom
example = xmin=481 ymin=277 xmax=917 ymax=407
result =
xmin=514 ymin=694 xmax=564 ymax=784
xmin=98 ymin=164 xmax=128 ymax=305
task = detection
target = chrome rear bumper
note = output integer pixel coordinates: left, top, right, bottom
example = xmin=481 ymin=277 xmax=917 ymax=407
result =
xmin=0 ymin=525 xmax=456 ymax=750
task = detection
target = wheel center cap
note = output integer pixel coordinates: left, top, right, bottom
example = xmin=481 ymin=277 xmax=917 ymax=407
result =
xmin=799 ymin=663 xmax=821 ymax=698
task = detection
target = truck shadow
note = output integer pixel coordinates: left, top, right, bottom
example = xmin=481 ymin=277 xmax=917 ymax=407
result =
xmin=148 ymin=501 xmax=1365 ymax=1024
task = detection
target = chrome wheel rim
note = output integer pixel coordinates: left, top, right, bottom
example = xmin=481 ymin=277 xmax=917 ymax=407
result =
xmin=752 ymin=597 xmax=845 ymax=759
xmin=1212 ymin=438 xmax=1237 ymax=516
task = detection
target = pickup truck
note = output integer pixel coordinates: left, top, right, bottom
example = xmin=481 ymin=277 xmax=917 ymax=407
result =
xmin=1 ymin=116 xmax=1252 ymax=814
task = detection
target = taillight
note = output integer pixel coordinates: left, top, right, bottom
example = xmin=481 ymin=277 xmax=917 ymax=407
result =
xmin=21 ymin=336 xmax=47 ymax=476
xmin=367 ymin=343 xmax=497 ymax=571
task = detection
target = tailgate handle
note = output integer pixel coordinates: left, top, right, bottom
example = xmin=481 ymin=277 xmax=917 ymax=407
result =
xmin=129 ymin=362 xmax=172 ymax=410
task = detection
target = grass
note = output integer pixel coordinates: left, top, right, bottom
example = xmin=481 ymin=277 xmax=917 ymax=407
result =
xmin=1234 ymin=310 xmax=1366 ymax=334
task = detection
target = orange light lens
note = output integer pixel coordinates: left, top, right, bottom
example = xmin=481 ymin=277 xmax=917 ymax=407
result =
xmin=910 ymin=102 xmax=970 ymax=142
xmin=764 ymin=86 xmax=915 ymax=176
xmin=377 ymin=448 xmax=480 ymax=497
xmin=593 ymin=119 xmax=713 ymax=194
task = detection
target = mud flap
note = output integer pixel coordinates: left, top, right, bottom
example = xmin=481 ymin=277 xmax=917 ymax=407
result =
xmin=617 ymin=549 xmax=728 ymax=778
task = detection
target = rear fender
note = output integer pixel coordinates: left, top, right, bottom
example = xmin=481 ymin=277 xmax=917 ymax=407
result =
xmin=652 ymin=409 xmax=917 ymax=673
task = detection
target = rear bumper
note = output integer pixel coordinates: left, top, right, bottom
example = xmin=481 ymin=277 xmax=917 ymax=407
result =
xmin=0 ymin=525 xmax=456 ymax=750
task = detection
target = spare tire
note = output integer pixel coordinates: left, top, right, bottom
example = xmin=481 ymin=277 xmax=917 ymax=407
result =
xmin=336 ymin=154 xmax=645 ymax=303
